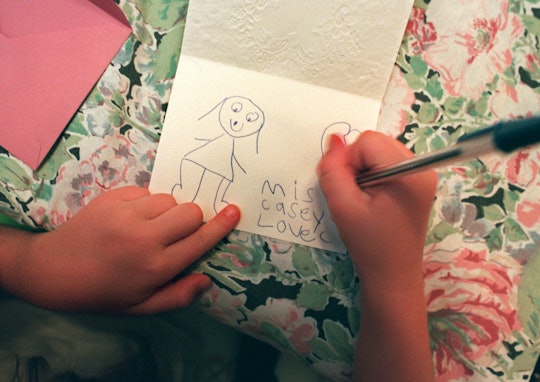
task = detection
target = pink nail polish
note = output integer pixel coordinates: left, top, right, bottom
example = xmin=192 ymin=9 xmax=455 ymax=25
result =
xmin=324 ymin=134 xmax=344 ymax=153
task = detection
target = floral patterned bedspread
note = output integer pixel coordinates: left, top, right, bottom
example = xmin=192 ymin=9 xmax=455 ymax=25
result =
xmin=1 ymin=0 xmax=539 ymax=381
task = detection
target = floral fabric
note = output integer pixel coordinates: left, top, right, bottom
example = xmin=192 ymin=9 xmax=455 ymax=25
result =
xmin=1 ymin=0 xmax=539 ymax=381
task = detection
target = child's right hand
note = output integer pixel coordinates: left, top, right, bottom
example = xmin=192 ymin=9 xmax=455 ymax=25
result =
xmin=318 ymin=131 xmax=437 ymax=381
xmin=317 ymin=131 xmax=438 ymax=290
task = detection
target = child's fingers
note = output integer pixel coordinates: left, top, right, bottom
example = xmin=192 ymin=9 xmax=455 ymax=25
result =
xmin=317 ymin=134 xmax=367 ymax=216
xmin=125 ymin=273 xmax=212 ymax=314
xmin=111 ymin=186 xmax=151 ymax=201
xmin=153 ymin=202 xmax=204 ymax=245
xmin=317 ymin=134 xmax=353 ymax=187
xmin=163 ymin=204 xmax=240 ymax=271
xmin=349 ymin=131 xmax=415 ymax=173
xmin=350 ymin=131 xmax=438 ymax=201
xmin=131 ymin=192 xmax=179 ymax=219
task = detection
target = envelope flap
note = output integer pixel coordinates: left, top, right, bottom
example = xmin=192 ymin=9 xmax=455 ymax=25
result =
xmin=0 ymin=0 xmax=128 ymax=38
xmin=88 ymin=0 xmax=130 ymax=27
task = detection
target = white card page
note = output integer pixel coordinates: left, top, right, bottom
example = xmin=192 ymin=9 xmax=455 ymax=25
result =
xmin=150 ymin=1 xmax=414 ymax=253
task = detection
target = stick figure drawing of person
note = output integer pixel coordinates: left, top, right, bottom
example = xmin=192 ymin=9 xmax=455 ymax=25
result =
xmin=172 ymin=96 xmax=265 ymax=213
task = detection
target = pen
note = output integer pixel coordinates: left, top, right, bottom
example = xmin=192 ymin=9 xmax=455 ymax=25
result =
xmin=356 ymin=117 xmax=540 ymax=188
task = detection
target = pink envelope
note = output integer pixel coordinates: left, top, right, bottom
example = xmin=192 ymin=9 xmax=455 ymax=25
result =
xmin=0 ymin=0 xmax=131 ymax=170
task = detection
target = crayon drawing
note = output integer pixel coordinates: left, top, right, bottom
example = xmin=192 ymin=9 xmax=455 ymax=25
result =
xmin=172 ymin=96 xmax=265 ymax=213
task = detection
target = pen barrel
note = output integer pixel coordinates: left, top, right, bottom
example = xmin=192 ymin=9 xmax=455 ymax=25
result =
xmin=356 ymin=116 xmax=540 ymax=188
xmin=494 ymin=117 xmax=540 ymax=152
xmin=355 ymin=146 xmax=461 ymax=187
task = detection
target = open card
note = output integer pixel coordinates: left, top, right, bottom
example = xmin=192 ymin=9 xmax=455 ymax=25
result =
xmin=150 ymin=0 xmax=413 ymax=253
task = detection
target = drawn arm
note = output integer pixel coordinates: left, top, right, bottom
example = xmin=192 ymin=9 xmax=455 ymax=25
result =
xmin=232 ymin=152 xmax=246 ymax=174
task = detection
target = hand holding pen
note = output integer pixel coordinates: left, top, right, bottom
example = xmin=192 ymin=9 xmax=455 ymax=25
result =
xmin=317 ymin=131 xmax=437 ymax=382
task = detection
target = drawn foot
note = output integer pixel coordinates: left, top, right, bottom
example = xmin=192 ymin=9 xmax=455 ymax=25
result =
xmin=214 ymin=200 xmax=230 ymax=214
xmin=171 ymin=183 xmax=183 ymax=199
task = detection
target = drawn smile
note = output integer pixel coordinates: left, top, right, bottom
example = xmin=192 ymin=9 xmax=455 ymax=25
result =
xmin=230 ymin=119 xmax=244 ymax=132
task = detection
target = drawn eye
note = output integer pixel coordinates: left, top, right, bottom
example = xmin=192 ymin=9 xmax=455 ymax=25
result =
xmin=246 ymin=112 xmax=259 ymax=122
xmin=231 ymin=102 xmax=243 ymax=113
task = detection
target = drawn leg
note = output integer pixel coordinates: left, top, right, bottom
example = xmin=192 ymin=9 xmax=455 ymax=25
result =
xmin=172 ymin=159 xmax=205 ymax=202
xmin=214 ymin=177 xmax=232 ymax=214
xmin=187 ymin=170 xmax=228 ymax=212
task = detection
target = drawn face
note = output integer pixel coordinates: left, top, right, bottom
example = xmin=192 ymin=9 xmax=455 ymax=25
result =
xmin=219 ymin=97 xmax=265 ymax=138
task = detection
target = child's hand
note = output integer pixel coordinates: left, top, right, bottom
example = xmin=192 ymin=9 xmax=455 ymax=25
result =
xmin=0 ymin=187 xmax=240 ymax=314
xmin=317 ymin=131 xmax=438 ymax=290
xmin=318 ymin=132 xmax=437 ymax=382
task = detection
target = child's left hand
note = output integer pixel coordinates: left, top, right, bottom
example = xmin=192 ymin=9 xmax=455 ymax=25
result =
xmin=0 ymin=187 xmax=240 ymax=314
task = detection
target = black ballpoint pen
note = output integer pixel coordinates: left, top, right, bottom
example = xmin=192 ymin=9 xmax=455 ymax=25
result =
xmin=356 ymin=117 xmax=540 ymax=188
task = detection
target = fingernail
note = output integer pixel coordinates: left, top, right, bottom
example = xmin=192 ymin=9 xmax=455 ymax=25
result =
xmin=200 ymin=276 xmax=212 ymax=290
xmin=324 ymin=134 xmax=344 ymax=154
xmin=223 ymin=204 xmax=240 ymax=219
xmin=194 ymin=277 xmax=213 ymax=300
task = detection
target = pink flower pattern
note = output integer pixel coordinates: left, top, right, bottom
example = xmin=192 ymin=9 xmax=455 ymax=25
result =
xmin=405 ymin=7 xmax=438 ymax=55
xmin=424 ymin=0 xmax=523 ymax=100
xmin=516 ymin=200 xmax=540 ymax=228
xmin=483 ymin=149 xmax=540 ymax=188
xmin=244 ymin=298 xmax=319 ymax=356
xmin=424 ymin=239 xmax=522 ymax=380
xmin=378 ymin=66 xmax=416 ymax=137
